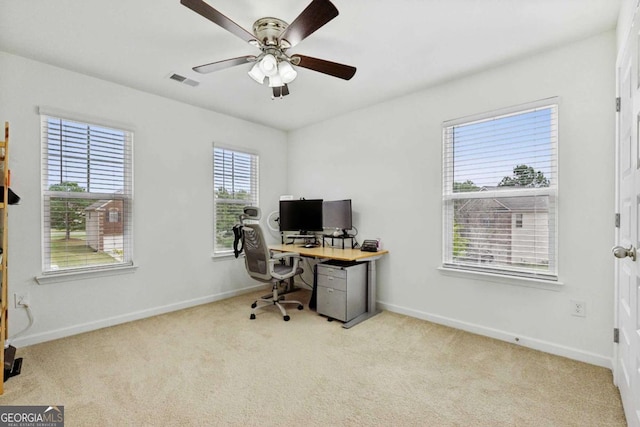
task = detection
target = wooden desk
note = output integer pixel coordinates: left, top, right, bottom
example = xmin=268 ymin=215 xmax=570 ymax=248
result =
xmin=270 ymin=244 xmax=389 ymax=328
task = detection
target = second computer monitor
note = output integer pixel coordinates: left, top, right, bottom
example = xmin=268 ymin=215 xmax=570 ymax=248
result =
xmin=323 ymin=199 xmax=352 ymax=232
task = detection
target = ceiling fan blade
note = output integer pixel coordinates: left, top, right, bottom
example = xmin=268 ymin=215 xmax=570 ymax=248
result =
xmin=271 ymin=84 xmax=290 ymax=98
xmin=193 ymin=55 xmax=257 ymax=74
xmin=291 ymin=55 xmax=356 ymax=80
xmin=278 ymin=0 xmax=338 ymax=48
xmin=181 ymin=0 xmax=257 ymax=45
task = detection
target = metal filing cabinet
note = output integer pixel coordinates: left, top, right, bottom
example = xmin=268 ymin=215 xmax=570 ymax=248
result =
xmin=316 ymin=261 xmax=367 ymax=322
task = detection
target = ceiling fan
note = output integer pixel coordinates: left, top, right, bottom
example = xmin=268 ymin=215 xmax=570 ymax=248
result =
xmin=180 ymin=0 xmax=356 ymax=98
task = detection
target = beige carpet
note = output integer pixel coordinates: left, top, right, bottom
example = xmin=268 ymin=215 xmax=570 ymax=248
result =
xmin=0 ymin=289 xmax=626 ymax=426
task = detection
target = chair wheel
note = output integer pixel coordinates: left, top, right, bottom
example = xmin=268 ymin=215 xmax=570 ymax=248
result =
xmin=251 ymin=302 xmax=257 ymax=309
xmin=297 ymin=305 xmax=304 ymax=310
xmin=283 ymin=315 xmax=290 ymax=321
xmin=250 ymin=314 xmax=256 ymax=320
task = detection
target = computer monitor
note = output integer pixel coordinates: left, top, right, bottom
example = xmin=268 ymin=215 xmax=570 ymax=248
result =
xmin=323 ymin=199 xmax=352 ymax=232
xmin=279 ymin=199 xmax=324 ymax=234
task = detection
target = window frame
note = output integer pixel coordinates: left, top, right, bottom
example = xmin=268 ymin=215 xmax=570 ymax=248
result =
xmin=40 ymin=108 xmax=134 ymax=275
xmin=213 ymin=145 xmax=259 ymax=256
xmin=441 ymin=98 xmax=559 ymax=282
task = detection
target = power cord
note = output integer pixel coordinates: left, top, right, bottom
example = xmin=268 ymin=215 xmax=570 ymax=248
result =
xmin=296 ymin=257 xmax=315 ymax=289
xmin=291 ymin=257 xmax=322 ymax=290
xmin=5 ymin=302 xmax=34 ymax=348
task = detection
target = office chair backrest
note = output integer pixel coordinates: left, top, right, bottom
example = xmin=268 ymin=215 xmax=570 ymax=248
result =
xmin=242 ymin=223 xmax=272 ymax=282
xmin=240 ymin=206 xmax=261 ymax=223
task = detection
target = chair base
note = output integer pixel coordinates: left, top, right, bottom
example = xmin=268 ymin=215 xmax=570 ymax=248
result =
xmin=250 ymin=282 xmax=304 ymax=321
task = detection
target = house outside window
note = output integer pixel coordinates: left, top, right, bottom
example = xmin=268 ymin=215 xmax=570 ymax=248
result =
xmin=213 ymin=147 xmax=259 ymax=255
xmin=442 ymin=98 xmax=558 ymax=280
xmin=41 ymin=112 xmax=133 ymax=272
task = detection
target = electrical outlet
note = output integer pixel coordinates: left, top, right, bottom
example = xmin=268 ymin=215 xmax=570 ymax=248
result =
xmin=570 ymin=300 xmax=586 ymax=317
xmin=14 ymin=292 xmax=29 ymax=308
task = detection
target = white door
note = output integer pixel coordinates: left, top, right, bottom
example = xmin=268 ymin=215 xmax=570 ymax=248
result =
xmin=615 ymin=7 xmax=640 ymax=426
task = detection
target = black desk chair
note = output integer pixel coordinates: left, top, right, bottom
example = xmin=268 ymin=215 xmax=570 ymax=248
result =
xmin=240 ymin=207 xmax=304 ymax=321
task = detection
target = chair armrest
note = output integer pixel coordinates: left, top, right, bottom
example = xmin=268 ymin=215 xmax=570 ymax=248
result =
xmin=271 ymin=251 xmax=301 ymax=260
xmin=268 ymin=252 xmax=302 ymax=280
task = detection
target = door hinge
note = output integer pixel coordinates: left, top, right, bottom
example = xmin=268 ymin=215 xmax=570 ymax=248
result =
xmin=615 ymin=213 xmax=620 ymax=228
xmin=616 ymin=97 xmax=621 ymax=112
xmin=614 ymin=328 xmax=619 ymax=344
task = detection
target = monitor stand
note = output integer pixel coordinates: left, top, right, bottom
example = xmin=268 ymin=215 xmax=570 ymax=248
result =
xmin=322 ymin=234 xmax=356 ymax=249
xmin=284 ymin=233 xmax=320 ymax=247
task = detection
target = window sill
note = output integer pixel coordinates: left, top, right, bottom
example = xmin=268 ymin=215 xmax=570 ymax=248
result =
xmin=437 ymin=266 xmax=563 ymax=291
xmin=211 ymin=252 xmax=242 ymax=261
xmin=35 ymin=264 xmax=138 ymax=285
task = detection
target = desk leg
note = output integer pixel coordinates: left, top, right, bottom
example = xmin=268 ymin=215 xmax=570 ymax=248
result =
xmin=342 ymin=258 xmax=382 ymax=329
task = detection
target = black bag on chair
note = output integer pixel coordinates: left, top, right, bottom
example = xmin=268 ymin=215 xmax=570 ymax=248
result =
xmin=232 ymin=223 xmax=244 ymax=258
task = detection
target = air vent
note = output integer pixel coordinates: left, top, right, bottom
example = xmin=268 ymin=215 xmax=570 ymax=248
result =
xmin=169 ymin=73 xmax=200 ymax=87
xmin=169 ymin=73 xmax=186 ymax=82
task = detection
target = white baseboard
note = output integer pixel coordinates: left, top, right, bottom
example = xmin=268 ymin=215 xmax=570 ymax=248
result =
xmin=10 ymin=285 xmax=263 ymax=348
xmin=11 ymin=290 xmax=613 ymax=370
xmin=377 ymin=300 xmax=613 ymax=369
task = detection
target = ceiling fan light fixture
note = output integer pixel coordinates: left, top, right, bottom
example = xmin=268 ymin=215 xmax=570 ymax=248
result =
xmin=268 ymin=73 xmax=284 ymax=88
xmin=182 ymin=0 xmax=356 ymax=98
xmin=248 ymin=62 xmax=266 ymax=84
xmin=278 ymin=61 xmax=297 ymax=84
xmin=259 ymin=54 xmax=278 ymax=77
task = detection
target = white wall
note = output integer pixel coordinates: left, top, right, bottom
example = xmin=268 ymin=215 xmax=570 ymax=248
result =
xmin=0 ymin=30 xmax=618 ymax=366
xmin=288 ymin=31 xmax=617 ymax=367
xmin=0 ymin=51 xmax=288 ymax=346
xmin=617 ymin=0 xmax=637 ymax=49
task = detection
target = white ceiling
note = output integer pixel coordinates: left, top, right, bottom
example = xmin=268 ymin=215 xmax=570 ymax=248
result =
xmin=0 ymin=0 xmax=621 ymax=131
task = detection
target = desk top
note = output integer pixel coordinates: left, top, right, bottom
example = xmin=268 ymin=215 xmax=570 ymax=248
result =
xmin=269 ymin=244 xmax=389 ymax=262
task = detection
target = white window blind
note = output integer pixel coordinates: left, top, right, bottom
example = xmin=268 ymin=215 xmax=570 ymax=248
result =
xmin=41 ymin=114 xmax=133 ymax=273
xmin=213 ymin=147 xmax=259 ymax=254
xmin=442 ymin=99 xmax=558 ymax=280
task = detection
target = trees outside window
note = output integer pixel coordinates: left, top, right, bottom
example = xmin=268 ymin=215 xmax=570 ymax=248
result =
xmin=48 ymin=182 xmax=91 ymax=240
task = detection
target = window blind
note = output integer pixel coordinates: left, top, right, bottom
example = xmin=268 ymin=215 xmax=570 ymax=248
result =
xmin=41 ymin=115 xmax=133 ymax=272
xmin=442 ymin=99 xmax=558 ymax=280
xmin=213 ymin=147 xmax=259 ymax=254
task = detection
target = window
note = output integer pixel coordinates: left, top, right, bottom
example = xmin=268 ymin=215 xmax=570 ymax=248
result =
xmin=41 ymin=113 xmax=133 ymax=273
xmin=515 ymin=213 xmax=523 ymax=228
xmin=108 ymin=208 xmax=120 ymax=223
xmin=213 ymin=147 xmax=259 ymax=255
xmin=442 ymin=99 xmax=558 ymax=280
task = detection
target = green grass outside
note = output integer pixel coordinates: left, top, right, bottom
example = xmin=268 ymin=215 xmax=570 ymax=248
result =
xmin=50 ymin=230 xmax=117 ymax=269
